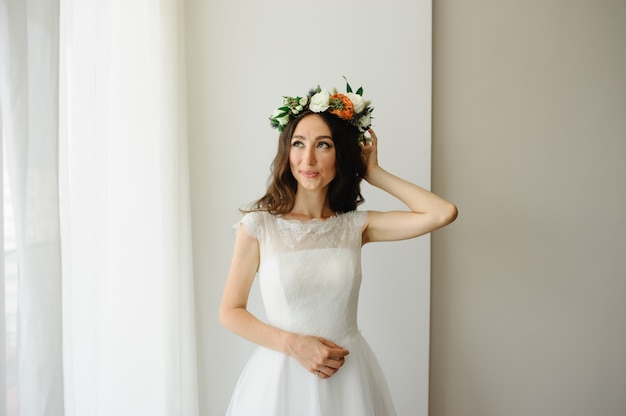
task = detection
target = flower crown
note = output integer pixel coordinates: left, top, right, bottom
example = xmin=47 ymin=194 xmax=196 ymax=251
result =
xmin=269 ymin=78 xmax=374 ymax=143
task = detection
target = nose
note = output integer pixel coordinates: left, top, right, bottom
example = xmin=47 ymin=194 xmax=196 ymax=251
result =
xmin=304 ymin=147 xmax=316 ymax=165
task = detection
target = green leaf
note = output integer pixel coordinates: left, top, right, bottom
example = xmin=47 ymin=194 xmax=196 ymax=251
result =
xmin=356 ymin=86 xmax=363 ymax=96
xmin=343 ymin=75 xmax=353 ymax=93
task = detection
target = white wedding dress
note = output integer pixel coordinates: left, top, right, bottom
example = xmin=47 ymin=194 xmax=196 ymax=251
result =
xmin=225 ymin=210 xmax=397 ymax=416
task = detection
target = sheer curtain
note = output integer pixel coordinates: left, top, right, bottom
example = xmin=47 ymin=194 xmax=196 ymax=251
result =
xmin=1 ymin=0 xmax=65 ymax=415
xmin=58 ymin=0 xmax=198 ymax=415
xmin=1 ymin=0 xmax=199 ymax=414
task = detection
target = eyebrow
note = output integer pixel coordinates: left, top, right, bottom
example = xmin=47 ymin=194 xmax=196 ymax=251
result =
xmin=291 ymin=135 xmax=334 ymax=141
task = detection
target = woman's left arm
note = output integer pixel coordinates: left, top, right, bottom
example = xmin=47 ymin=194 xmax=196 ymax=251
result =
xmin=361 ymin=129 xmax=458 ymax=244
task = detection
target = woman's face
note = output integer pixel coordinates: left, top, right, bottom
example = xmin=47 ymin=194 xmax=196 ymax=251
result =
xmin=289 ymin=114 xmax=337 ymax=194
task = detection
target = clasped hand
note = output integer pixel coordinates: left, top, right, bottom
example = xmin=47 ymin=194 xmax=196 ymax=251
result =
xmin=289 ymin=334 xmax=349 ymax=379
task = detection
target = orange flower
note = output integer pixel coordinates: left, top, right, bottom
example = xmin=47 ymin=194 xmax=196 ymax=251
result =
xmin=328 ymin=94 xmax=354 ymax=120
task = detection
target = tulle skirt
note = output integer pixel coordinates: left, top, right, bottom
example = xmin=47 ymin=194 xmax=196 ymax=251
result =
xmin=225 ymin=332 xmax=396 ymax=416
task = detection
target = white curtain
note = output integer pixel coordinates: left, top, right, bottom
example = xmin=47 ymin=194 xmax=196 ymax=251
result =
xmin=58 ymin=0 xmax=198 ymax=415
xmin=0 ymin=0 xmax=65 ymax=415
xmin=1 ymin=0 xmax=199 ymax=414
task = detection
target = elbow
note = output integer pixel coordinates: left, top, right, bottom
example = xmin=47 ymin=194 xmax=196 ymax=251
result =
xmin=219 ymin=304 xmax=232 ymax=329
xmin=447 ymin=203 xmax=458 ymax=224
xmin=438 ymin=202 xmax=458 ymax=227
xmin=219 ymin=302 xmax=245 ymax=332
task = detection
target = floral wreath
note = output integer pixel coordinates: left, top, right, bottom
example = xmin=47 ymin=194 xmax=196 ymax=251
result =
xmin=269 ymin=77 xmax=374 ymax=143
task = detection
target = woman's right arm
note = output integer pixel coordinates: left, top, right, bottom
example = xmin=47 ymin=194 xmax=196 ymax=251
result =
xmin=219 ymin=224 xmax=349 ymax=378
xmin=219 ymin=223 xmax=284 ymax=349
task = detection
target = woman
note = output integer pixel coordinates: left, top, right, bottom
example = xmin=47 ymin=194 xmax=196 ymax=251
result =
xmin=220 ymin=81 xmax=457 ymax=415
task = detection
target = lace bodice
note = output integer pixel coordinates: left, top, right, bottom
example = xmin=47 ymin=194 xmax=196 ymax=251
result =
xmin=228 ymin=210 xmax=397 ymax=415
xmin=241 ymin=210 xmax=367 ymax=343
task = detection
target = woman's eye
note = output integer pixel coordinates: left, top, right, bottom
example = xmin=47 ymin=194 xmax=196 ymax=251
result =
xmin=317 ymin=142 xmax=331 ymax=149
xmin=291 ymin=140 xmax=304 ymax=147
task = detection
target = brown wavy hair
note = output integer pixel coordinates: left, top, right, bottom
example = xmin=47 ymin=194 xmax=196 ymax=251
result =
xmin=249 ymin=111 xmax=366 ymax=215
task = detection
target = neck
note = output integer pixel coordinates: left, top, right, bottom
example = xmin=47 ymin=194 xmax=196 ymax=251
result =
xmin=290 ymin=189 xmax=334 ymax=219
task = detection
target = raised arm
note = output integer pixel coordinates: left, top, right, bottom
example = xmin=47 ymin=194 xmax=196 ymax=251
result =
xmin=219 ymin=223 xmax=349 ymax=378
xmin=361 ymin=129 xmax=458 ymax=244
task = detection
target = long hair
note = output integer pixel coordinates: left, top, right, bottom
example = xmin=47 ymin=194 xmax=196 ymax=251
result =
xmin=250 ymin=111 xmax=366 ymax=214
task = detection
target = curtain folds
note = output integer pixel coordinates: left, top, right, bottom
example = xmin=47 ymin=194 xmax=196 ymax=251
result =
xmin=59 ymin=0 xmax=198 ymax=415
xmin=1 ymin=0 xmax=198 ymax=414
xmin=0 ymin=0 xmax=65 ymax=415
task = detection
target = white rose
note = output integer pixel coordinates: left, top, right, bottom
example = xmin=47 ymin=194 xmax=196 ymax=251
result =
xmin=309 ymin=90 xmax=330 ymax=113
xmin=346 ymin=93 xmax=366 ymax=114
xmin=272 ymin=109 xmax=290 ymax=126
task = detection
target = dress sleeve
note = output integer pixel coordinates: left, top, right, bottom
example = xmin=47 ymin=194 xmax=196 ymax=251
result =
xmin=351 ymin=210 xmax=368 ymax=230
xmin=239 ymin=212 xmax=262 ymax=239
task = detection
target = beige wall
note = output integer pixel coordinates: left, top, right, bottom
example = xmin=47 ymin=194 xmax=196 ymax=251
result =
xmin=431 ymin=1 xmax=626 ymax=416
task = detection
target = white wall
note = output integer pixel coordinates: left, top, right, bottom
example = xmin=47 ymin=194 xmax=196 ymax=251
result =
xmin=431 ymin=1 xmax=626 ymax=415
xmin=186 ymin=1 xmax=432 ymax=414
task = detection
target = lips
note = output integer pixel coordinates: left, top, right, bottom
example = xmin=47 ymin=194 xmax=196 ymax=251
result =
xmin=300 ymin=170 xmax=319 ymax=178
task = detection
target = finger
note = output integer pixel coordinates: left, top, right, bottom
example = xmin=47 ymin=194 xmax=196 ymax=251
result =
xmin=318 ymin=338 xmax=350 ymax=356
xmin=329 ymin=345 xmax=350 ymax=355
xmin=366 ymin=128 xmax=378 ymax=144
xmin=313 ymin=369 xmax=330 ymax=379
xmin=317 ymin=364 xmax=339 ymax=378
xmin=318 ymin=338 xmax=344 ymax=349
xmin=324 ymin=356 xmax=345 ymax=370
xmin=360 ymin=135 xmax=373 ymax=147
